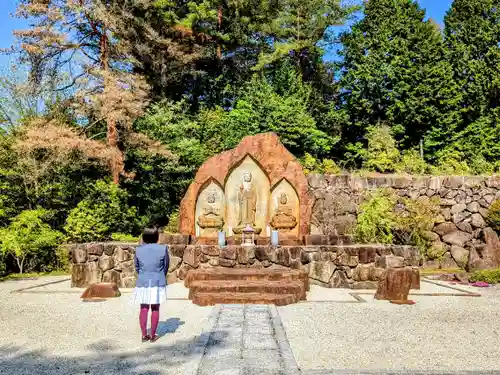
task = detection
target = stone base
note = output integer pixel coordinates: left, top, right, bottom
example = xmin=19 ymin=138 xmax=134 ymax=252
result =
xmin=185 ymin=268 xmax=308 ymax=306
xmin=69 ymin=242 xmax=420 ymax=289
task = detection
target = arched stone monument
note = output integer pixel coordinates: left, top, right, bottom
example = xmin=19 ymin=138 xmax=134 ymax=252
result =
xmin=179 ymin=132 xmax=313 ymax=239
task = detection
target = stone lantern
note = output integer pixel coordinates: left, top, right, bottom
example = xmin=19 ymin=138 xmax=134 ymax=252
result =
xmin=242 ymin=224 xmax=256 ymax=247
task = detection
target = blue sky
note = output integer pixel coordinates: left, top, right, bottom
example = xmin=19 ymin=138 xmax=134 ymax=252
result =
xmin=0 ymin=0 xmax=453 ymax=71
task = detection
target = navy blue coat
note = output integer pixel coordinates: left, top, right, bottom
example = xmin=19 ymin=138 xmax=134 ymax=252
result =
xmin=134 ymin=244 xmax=170 ymax=288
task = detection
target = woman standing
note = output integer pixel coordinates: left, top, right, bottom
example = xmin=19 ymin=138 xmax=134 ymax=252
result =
xmin=133 ymin=227 xmax=170 ymax=342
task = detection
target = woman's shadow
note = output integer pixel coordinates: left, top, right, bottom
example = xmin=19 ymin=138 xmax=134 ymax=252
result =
xmin=152 ymin=318 xmax=185 ymax=338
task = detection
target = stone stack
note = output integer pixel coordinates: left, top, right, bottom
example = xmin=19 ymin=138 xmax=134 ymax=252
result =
xmin=68 ymin=240 xmax=420 ymax=289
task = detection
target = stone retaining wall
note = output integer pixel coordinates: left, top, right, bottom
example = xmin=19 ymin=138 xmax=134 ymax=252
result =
xmin=309 ymin=174 xmax=500 ymax=270
xmin=69 ymin=242 xmax=419 ymax=289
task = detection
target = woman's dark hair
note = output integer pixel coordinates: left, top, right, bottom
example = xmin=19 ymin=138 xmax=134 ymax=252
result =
xmin=142 ymin=227 xmax=159 ymax=244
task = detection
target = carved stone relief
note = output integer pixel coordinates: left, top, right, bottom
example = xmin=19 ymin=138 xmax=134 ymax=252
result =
xmin=270 ymin=179 xmax=300 ymax=236
xmin=195 ymin=182 xmax=225 ymax=237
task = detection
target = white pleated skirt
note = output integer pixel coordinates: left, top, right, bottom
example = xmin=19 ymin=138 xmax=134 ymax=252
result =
xmin=131 ymin=280 xmax=167 ymax=305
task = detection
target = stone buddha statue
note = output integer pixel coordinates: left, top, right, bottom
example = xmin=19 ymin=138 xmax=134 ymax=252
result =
xmin=233 ymin=172 xmax=262 ymax=234
xmin=197 ymin=191 xmax=224 ymax=235
xmin=270 ymin=192 xmax=297 ymax=232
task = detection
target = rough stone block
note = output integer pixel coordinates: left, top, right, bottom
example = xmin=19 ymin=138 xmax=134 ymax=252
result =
xmin=87 ymin=261 xmax=102 ymax=285
xmin=113 ymin=246 xmax=133 ymax=262
xmin=158 ymin=232 xmax=173 ymax=244
xmin=72 ymin=246 xmax=87 ymax=264
xmin=220 ymin=246 xmax=238 ymax=260
xmin=168 ymin=244 xmax=187 ymax=258
xmin=172 ymin=234 xmax=190 ymax=245
xmin=434 ymin=222 xmax=458 ymax=236
xmin=183 ymin=246 xmax=202 ymax=268
xmin=330 ymin=269 xmax=349 ymax=288
xmin=442 ymin=231 xmax=473 ymax=247
xmin=178 ymin=264 xmax=194 ymax=280
xmin=102 ymin=270 xmax=121 ymax=285
xmin=98 ymin=254 xmax=115 ymax=272
xmin=238 ymin=246 xmax=255 ymax=264
xmin=168 ymin=256 xmax=182 ymax=272
xmin=200 ymin=245 xmax=220 ymax=256
xmin=358 ymin=247 xmax=377 ymax=264
xmin=87 ymin=243 xmax=104 ymax=256
xmin=81 ymin=283 xmax=121 ymax=300
xmin=376 ymin=255 xmax=405 ymax=269
xmin=308 ymin=261 xmax=335 ymax=283
xmin=71 ymin=264 xmax=87 ymax=287
xmin=375 ymin=267 xmax=413 ymax=301
xmin=219 ymin=258 xmax=237 ymax=267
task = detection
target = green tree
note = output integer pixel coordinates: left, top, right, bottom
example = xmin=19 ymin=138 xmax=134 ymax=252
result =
xmin=337 ymin=0 xmax=461 ymax=163
xmin=220 ymin=73 xmax=334 ymax=156
xmin=64 ymin=180 xmax=143 ymax=242
xmin=441 ymin=0 xmax=500 ymax=168
xmin=0 ymin=209 xmax=63 ymax=274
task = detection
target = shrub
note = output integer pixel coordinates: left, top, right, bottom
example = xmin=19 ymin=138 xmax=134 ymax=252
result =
xmin=0 ymin=209 xmax=64 ymax=274
xmin=486 ymin=200 xmax=500 ymax=232
xmin=395 ymin=196 xmax=441 ymax=256
xmin=300 ymin=153 xmax=341 ymax=174
xmin=429 ymin=150 xmax=470 ymax=175
xmin=354 ymin=189 xmax=440 ymax=256
xmin=354 ymin=189 xmax=396 ymax=244
xmin=111 ymin=233 xmax=140 ymax=242
xmin=469 ymin=269 xmax=500 ymax=284
xmin=64 ymin=180 xmax=143 ymax=242
xmin=362 ymin=125 xmax=401 ymax=173
xmin=55 ymin=245 xmax=71 ymax=273
xmin=164 ymin=209 xmax=179 ymax=233
xmin=396 ymin=149 xmax=428 ymax=175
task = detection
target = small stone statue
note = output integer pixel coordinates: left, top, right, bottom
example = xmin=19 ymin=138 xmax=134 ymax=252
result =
xmin=197 ymin=192 xmax=224 ymax=235
xmin=270 ymin=193 xmax=297 ymax=232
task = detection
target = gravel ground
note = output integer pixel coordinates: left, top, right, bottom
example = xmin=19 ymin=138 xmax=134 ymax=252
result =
xmin=2 ymin=276 xmax=500 ymax=375
xmin=279 ymin=280 xmax=500 ymax=373
xmin=0 ymin=277 xmax=214 ymax=375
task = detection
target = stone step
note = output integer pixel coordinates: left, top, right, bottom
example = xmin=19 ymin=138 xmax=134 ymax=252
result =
xmin=187 ymin=280 xmax=306 ymax=300
xmin=191 ymin=291 xmax=300 ymax=306
xmin=184 ymin=268 xmax=309 ymax=291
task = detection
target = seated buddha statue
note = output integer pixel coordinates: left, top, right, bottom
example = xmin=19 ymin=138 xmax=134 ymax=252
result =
xmin=197 ymin=192 xmax=224 ymax=235
xmin=270 ymin=193 xmax=297 ymax=232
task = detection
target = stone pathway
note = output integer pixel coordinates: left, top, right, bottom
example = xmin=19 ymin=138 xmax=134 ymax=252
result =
xmin=192 ymin=304 xmax=299 ymax=375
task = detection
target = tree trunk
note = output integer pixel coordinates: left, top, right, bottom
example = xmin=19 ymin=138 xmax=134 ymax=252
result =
xmin=100 ymin=28 xmax=122 ymax=184
xmin=217 ymin=6 xmax=222 ymax=60
xmin=16 ymin=256 xmax=25 ymax=274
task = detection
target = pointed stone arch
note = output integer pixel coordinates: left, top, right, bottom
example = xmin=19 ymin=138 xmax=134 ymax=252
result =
xmin=224 ymin=155 xmax=270 ymax=235
xmin=179 ymin=133 xmax=313 ymax=238
xmin=269 ymin=178 xmax=300 ymax=236
xmin=194 ymin=178 xmax=225 ymax=236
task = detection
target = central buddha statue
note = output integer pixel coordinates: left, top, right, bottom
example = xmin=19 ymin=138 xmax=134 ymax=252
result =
xmin=233 ymin=172 xmax=262 ymax=234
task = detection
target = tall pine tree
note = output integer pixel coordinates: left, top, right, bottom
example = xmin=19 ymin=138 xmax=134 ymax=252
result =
xmin=442 ymin=0 xmax=500 ymax=169
xmin=336 ymin=0 xmax=461 ymax=163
